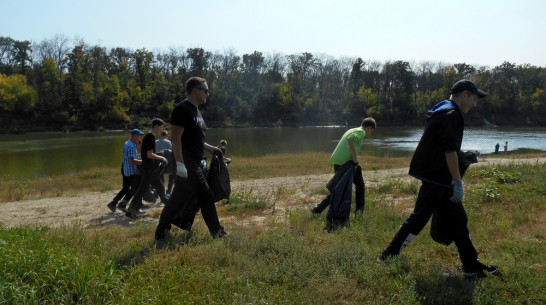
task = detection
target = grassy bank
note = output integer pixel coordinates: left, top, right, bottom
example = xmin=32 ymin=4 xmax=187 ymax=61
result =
xmin=1 ymin=150 xmax=544 ymax=203
xmin=1 ymin=161 xmax=545 ymax=304
xmin=0 ymin=152 xmax=411 ymax=202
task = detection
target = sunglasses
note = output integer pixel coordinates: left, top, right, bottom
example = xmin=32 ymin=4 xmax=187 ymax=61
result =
xmin=195 ymin=87 xmax=210 ymax=94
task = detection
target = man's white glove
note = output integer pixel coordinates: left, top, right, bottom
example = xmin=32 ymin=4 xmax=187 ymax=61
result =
xmin=176 ymin=161 xmax=188 ymax=178
xmin=450 ymin=180 xmax=464 ymax=203
xmin=161 ymin=157 xmax=168 ymax=165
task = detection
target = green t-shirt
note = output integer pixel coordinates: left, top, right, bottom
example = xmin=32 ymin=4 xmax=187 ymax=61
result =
xmin=328 ymin=127 xmax=366 ymax=165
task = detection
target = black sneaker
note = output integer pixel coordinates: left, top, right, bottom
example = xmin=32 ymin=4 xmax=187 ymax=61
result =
xmin=311 ymin=207 xmax=323 ymax=217
xmin=463 ymin=260 xmax=498 ymax=279
xmin=125 ymin=208 xmax=144 ymax=219
xmin=117 ymin=202 xmax=127 ymax=212
xmin=106 ymin=201 xmax=117 ymax=212
xmin=377 ymin=250 xmax=397 ymax=263
xmin=213 ymin=229 xmax=227 ymax=239
xmin=155 ymin=230 xmax=167 ymax=241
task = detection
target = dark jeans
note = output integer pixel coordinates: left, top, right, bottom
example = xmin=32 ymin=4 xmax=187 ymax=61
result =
xmin=161 ymin=174 xmax=175 ymax=194
xmin=128 ymin=168 xmax=168 ymax=210
xmin=155 ymin=161 xmax=224 ymax=237
xmin=313 ymin=164 xmax=365 ymax=214
xmin=383 ymin=181 xmax=478 ymax=266
xmin=112 ymin=171 xmax=141 ymax=204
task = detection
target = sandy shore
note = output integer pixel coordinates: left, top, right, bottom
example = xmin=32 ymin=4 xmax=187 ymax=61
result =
xmin=0 ymin=157 xmax=544 ymax=229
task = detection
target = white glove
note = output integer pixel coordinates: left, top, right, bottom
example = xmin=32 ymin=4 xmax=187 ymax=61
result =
xmin=450 ymin=180 xmax=464 ymax=203
xmin=176 ymin=161 xmax=188 ymax=178
xmin=161 ymin=157 xmax=168 ymax=165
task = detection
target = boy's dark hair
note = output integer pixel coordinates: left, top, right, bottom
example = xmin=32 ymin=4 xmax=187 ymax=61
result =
xmin=361 ymin=117 xmax=376 ymax=129
xmin=161 ymin=130 xmax=168 ymax=137
xmin=186 ymin=77 xmax=207 ymax=95
xmin=220 ymin=140 xmax=227 ymax=146
xmin=152 ymin=118 xmax=165 ymax=128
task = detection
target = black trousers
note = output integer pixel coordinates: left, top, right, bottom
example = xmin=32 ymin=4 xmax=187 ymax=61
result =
xmin=313 ymin=164 xmax=365 ymax=214
xmin=160 ymin=174 xmax=175 ymax=194
xmin=383 ymin=181 xmax=478 ymax=267
xmin=155 ymin=161 xmax=224 ymax=237
xmin=128 ymin=168 xmax=168 ymax=210
xmin=112 ymin=170 xmax=141 ymax=204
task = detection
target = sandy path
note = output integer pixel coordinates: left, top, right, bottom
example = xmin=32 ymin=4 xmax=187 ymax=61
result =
xmin=0 ymin=157 xmax=544 ymax=229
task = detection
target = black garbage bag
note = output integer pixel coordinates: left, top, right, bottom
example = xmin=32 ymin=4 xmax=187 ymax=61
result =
xmin=157 ymin=149 xmax=176 ymax=175
xmin=325 ymin=162 xmax=356 ymax=232
xmin=430 ymin=150 xmax=479 ymax=245
xmin=207 ymin=150 xmax=231 ymax=203
xmin=171 ymin=199 xmax=200 ymax=231
xmin=143 ymin=186 xmax=158 ymax=203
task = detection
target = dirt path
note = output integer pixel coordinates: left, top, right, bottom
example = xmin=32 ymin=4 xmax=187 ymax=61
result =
xmin=0 ymin=157 xmax=544 ymax=229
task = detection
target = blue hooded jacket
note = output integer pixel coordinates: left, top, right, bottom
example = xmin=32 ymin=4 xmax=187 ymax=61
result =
xmin=408 ymin=100 xmax=464 ymax=187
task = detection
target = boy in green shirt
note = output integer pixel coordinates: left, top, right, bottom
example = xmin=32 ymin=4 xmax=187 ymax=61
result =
xmin=312 ymin=117 xmax=376 ymax=216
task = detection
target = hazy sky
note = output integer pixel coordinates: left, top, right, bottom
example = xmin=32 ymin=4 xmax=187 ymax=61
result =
xmin=2 ymin=0 xmax=545 ymax=67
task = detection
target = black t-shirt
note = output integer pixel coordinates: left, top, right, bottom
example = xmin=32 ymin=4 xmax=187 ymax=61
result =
xmin=171 ymin=100 xmax=206 ymax=163
xmin=140 ymin=132 xmax=156 ymax=171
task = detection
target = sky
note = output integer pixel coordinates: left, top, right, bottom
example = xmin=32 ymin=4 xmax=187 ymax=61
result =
xmin=2 ymin=0 xmax=545 ymax=67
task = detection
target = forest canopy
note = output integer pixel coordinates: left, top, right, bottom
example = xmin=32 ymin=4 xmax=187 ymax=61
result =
xmin=1 ymin=35 xmax=545 ymax=132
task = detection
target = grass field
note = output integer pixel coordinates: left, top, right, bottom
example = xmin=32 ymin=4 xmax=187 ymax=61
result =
xmin=0 ymin=155 xmax=545 ymax=304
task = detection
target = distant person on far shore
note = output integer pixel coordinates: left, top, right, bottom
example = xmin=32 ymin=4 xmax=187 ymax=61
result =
xmin=107 ymin=129 xmax=143 ymax=212
xmin=504 ymin=141 xmax=508 ymax=154
xmin=495 ymin=143 xmax=500 ymax=154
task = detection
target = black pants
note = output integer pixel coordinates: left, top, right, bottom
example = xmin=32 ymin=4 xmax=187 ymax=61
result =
xmin=155 ymin=161 xmax=224 ymax=237
xmin=313 ymin=164 xmax=365 ymax=214
xmin=128 ymin=168 xmax=168 ymax=210
xmin=112 ymin=170 xmax=141 ymax=204
xmin=161 ymin=174 xmax=175 ymax=194
xmin=383 ymin=181 xmax=478 ymax=267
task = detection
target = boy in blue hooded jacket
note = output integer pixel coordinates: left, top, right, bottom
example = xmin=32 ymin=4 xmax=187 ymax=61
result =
xmin=378 ymin=80 xmax=498 ymax=279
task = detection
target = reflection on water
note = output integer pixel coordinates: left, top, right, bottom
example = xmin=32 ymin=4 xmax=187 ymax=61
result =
xmin=1 ymin=127 xmax=544 ymax=180
xmin=371 ymin=127 xmax=546 ymax=154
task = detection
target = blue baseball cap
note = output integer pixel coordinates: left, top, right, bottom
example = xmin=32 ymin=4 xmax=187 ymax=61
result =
xmin=130 ymin=129 xmax=144 ymax=135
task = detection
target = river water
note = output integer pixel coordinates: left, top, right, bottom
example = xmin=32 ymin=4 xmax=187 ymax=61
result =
xmin=1 ymin=126 xmax=544 ymax=180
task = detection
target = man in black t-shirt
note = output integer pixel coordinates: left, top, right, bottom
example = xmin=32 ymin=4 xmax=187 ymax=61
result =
xmin=155 ymin=77 xmax=226 ymax=239
xmin=125 ymin=118 xmax=169 ymax=219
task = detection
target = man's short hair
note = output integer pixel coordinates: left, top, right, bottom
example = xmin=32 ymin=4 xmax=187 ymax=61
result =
xmin=152 ymin=118 xmax=165 ymax=128
xmin=186 ymin=77 xmax=207 ymax=95
xmin=361 ymin=117 xmax=376 ymax=129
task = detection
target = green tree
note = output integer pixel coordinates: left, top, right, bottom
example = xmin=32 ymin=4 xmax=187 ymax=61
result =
xmin=132 ymin=48 xmax=153 ymax=91
xmin=0 ymin=36 xmax=15 ymax=74
xmin=36 ymin=58 xmax=67 ymax=126
xmin=11 ymin=40 xmax=32 ymax=75
xmin=349 ymin=58 xmax=364 ymax=98
xmin=0 ymin=73 xmax=37 ymax=113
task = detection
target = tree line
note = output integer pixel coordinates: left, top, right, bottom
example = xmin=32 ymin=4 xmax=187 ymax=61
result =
xmin=1 ymin=34 xmax=545 ymax=132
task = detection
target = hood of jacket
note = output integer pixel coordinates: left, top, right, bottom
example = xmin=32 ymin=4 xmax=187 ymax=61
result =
xmin=428 ymin=100 xmax=458 ymax=116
